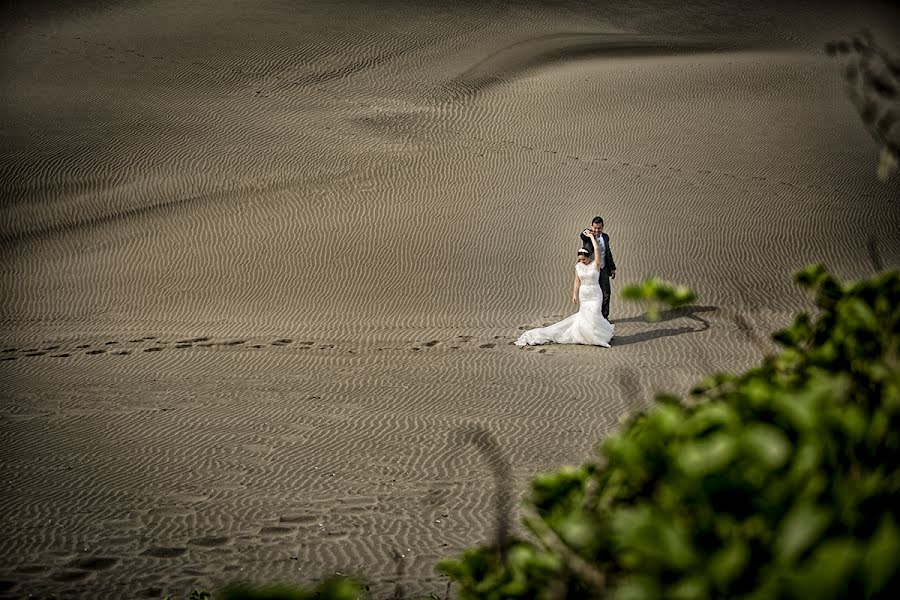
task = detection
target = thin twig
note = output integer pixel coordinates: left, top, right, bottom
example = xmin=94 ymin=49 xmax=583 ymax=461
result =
xmin=521 ymin=505 xmax=607 ymax=592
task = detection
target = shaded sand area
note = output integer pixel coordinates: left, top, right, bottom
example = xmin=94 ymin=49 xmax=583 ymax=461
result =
xmin=2 ymin=0 xmax=899 ymax=597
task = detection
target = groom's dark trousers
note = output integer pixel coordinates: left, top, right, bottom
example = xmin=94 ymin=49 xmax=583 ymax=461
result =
xmin=598 ymin=266 xmax=612 ymax=320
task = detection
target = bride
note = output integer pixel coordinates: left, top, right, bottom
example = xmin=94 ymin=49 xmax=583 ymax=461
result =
xmin=515 ymin=230 xmax=615 ymax=348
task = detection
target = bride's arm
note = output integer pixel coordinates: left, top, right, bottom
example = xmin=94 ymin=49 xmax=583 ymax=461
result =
xmin=572 ymin=270 xmax=580 ymax=304
xmin=587 ymin=231 xmax=601 ymax=269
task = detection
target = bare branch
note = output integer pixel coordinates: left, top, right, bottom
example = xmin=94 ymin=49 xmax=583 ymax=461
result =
xmin=521 ymin=505 xmax=607 ymax=592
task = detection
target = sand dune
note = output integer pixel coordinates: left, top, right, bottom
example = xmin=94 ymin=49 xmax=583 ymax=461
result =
xmin=1 ymin=0 xmax=899 ymax=598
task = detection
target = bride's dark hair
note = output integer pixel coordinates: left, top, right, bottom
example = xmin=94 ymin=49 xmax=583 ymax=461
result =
xmin=577 ymin=248 xmax=590 ymax=257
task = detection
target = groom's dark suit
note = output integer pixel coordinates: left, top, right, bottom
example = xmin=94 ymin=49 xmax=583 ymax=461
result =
xmin=580 ymin=230 xmax=616 ymax=319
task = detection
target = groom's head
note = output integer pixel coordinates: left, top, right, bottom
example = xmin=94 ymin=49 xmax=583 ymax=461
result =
xmin=590 ymin=216 xmax=604 ymax=236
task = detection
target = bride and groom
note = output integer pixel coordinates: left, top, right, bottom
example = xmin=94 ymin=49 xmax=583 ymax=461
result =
xmin=515 ymin=216 xmax=617 ymax=348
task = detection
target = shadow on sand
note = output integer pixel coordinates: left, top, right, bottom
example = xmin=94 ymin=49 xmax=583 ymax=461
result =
xmin=610 ymin=305 xmax=716 ymax=346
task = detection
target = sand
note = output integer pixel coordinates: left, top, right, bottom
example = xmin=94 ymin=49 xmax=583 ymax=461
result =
xmin=1 ymin=0 xmax=899 ymax=597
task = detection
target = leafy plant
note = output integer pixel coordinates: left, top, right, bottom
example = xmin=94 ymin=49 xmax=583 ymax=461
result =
xmin=825 ymin=32 xmax=899 ymax=180
xmin=162 ymin=577 xmax=364 ymax=600
xmin=620 ymin=278 xmax=697 ymax=321
xmin=162 ymin=590 xmax=210 ymax=600
xmin=439 ymin=266 xmax=900 ymax=599
xmin=219 ymin=577 xmax=364 ymax=600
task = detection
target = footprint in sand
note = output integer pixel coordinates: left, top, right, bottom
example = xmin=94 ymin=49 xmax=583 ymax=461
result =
xmin=188 ymin=536 xmax=230 ymax=548
xmin=64 ymin=556 xmax=118 ymax=571
xmin=86 ymin=349 xmax=105 ymax=355
xmin=141 ymin=547 xmax=187 ymax=558
xmin=258 ymin=526 xmax=294 ymax=535
xmin=143 ymin=347 xmax=162 ymax=353
xmin=13 ymin=565 xmax=49 ymax=574
xmin=50 ymin=571 xmax=91 ymax=582
xmin=479 ymin=343 xmax=495 ymax=349
xmin=279 ymin=514 xmax=318 ymax=525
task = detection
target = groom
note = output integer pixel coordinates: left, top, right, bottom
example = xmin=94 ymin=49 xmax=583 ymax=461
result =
xmin=580 ymin=216 xmax=617 ymax=319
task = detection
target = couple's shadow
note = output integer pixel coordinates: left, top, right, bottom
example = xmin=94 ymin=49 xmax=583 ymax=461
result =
xmin=610 ymin=305 xmax=716 ymax=346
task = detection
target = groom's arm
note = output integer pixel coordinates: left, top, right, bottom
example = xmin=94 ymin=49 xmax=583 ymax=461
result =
xmin=606 ymin=233 xmax=617 ymax=275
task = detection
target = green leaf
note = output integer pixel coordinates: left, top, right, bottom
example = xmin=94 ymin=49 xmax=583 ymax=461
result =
xmin=668 ymin=575 xmax=709 ymax=600
xmin=437 ymin=557 xmax=467 ymax=580
xmin=671 ymin=285 xmax=697 ymax=306
xmin=558 ymin=513 xmax=598 ymax=551
xmin=620 ymin=278 xmax=697 ymax=319
xmin=786 ymin=441 xmax=822 ymax=483
xmin=877 ymin=146 xmax=898 ymax=180
xmin=612 ymin=575 xmax=661 ymax=600
xmin=708 ymin=540 xmax=749 ymax=588
xmin=862 ymin=515 xmax=900 ymax=595
xmin=776 ymin=504 xmax=832 ymax=562
xmin=611 ymin=506 xmax=695 ymax=570
xmin=647 ymin=402 xmax=685 ymax=436
xmin=220 ymin=577 xmax=364 ymax=600
xmin=828 ymin=403 xmax=867 ymax=441
xmin=742 ymin=424 xmax=792 ymax=470
xmin=843 ymin=297 xmax=878 ymax=331
xmin=786 ymin=539 xmax=861 ymax=599
xmin=677 ymin=432 xmax=738 ymax=477
xmin=795 ymin=264 xmax=830 ymax=289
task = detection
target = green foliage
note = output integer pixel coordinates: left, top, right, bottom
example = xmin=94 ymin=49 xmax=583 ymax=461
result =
xmin=219 ymin=577 xmax=364 ymax=600
xmin=162 ymin=591 xmax=210 ymax=600
xmin=162 ymin=577 xmax=363 ymax=600
xmin=878 ymin=147 xmax=898 ymax=181
xmin=620 ymin=278 xmax=697 ymax=321
xmin=825 ymin=32 xmax=899 ymax=180
xmin=437 ymin=541 xmax=564 ymax=599
xmin=441 ymin=266 xmax=900 ymax=599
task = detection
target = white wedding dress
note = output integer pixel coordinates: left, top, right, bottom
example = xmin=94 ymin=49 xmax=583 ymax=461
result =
xmin=515 ymin=261 xmax=615 ymax=347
